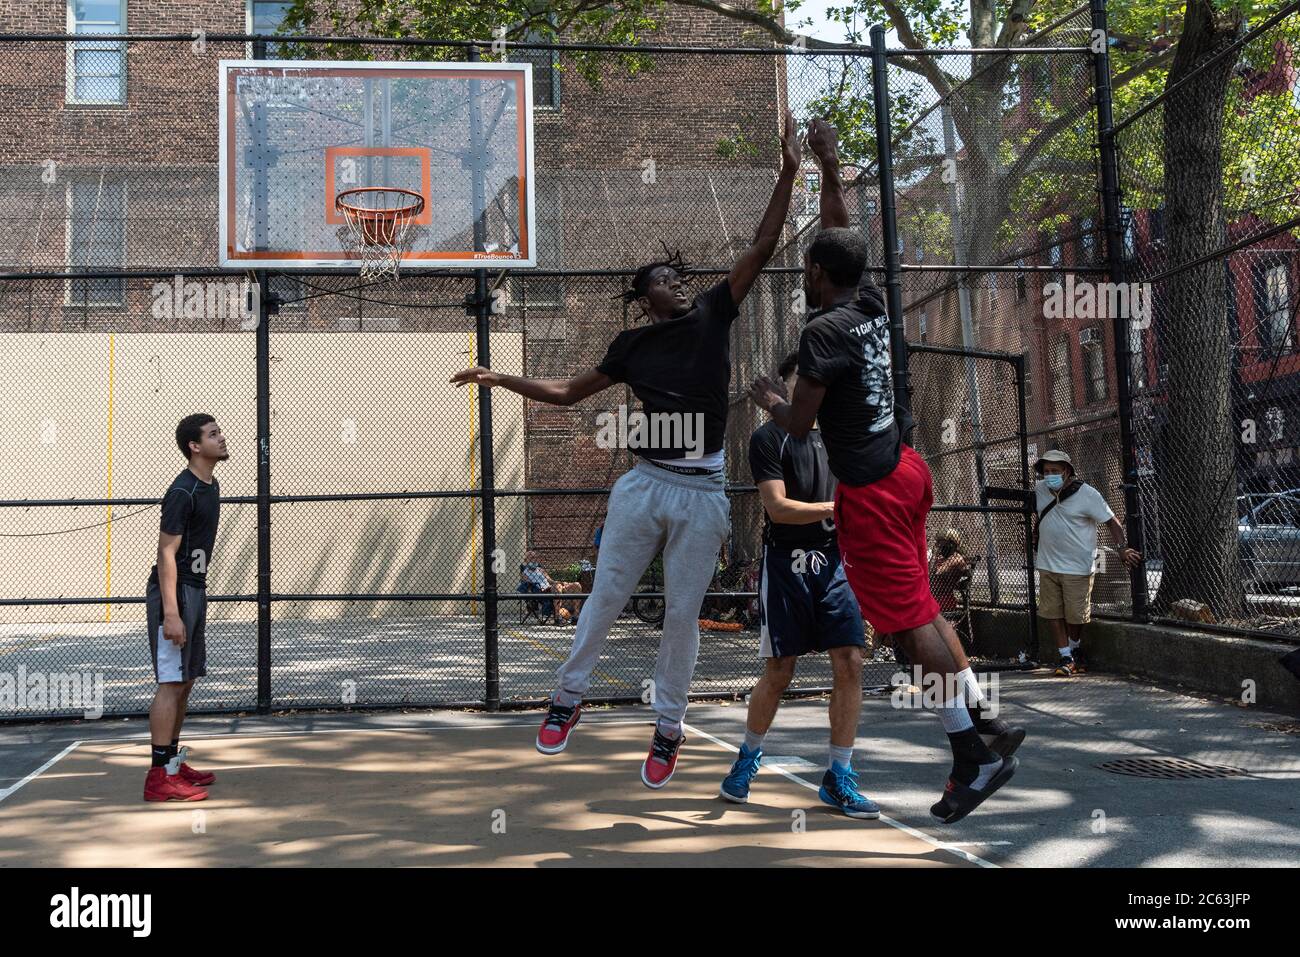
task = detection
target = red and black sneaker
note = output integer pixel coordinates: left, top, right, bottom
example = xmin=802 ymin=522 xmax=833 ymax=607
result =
xmin=536 ymin=699 xmax=582 ymax=754
xmin=173 ymin=747 xmax=216 ymax=787
xmin=143 ymin=766 xmax=208 ymax=803
xmin=640 ymin=725 xmax=686 ymax=789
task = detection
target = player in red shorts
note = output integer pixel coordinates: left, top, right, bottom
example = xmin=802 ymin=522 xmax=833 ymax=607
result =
xmin=749 ymin=119 xmax=1023 ymax=824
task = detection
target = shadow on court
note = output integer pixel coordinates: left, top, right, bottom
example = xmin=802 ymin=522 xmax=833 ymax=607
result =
xmin=0 ymin=715 xmax=971 ymax=868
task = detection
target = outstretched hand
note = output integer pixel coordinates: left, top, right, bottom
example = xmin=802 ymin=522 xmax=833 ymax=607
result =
xmin=779 ymin=108 xmax=803 ymax=173
xmin=749 ymin=374 xmax=788 ymax=412
xmin=807 ymin=116 xmax=839 ymax=167
xmin=450 ymin=366 xmax=499 ymax=388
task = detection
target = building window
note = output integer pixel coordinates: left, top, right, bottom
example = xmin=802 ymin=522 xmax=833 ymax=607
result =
xmin=1050 ymin=336 xmax=1072 ymax=420
xmin=1255 ymin=261 xmax=1293 ymax=357
xmin=268 ymin=273 xmax=304 ymax=310
xmin=1047 ymin=235 xmax=1062 ymax=281
xmin=1079 ymin=217 xmax=1095 ymax=262
xmin=1149 ymin=206 xmax=1165 ymax=245
xmin=67 ymin=1 xmax=126 ymax=105
xmin=804 ymin=171 xmax=820 ymax=216
xmin=1121 ymin=205 xmax=1136 ymax=261
xmin=247 ymin=1 xmax=297 ymax=57
xmin=1015 ymin=259 xmax=1027 ymax=302
xmin=1081 ymin=326 xmax=1107 ymax=404
xmin=918 ymin=309 xmax=927 ymax=343
xmin=515 ymin=21 xmax=561 ymax=109
xmin=1129 ymin=321 xmax=1145 ymax=390
xmin=1266 ymin=406 xmax=1286 ymax=444
xmin=509 ymin=184 xmax=563 ymax=308
xmin=66 ymin=177 xmax=125 ymax=306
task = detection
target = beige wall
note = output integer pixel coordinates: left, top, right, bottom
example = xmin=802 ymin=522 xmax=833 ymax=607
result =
xmin=0 ymin=331 xmax=524 ymax=624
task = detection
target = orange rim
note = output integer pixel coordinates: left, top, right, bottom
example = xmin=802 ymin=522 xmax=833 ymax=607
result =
xmin=335 ymin=186 xmax=426 ymax=223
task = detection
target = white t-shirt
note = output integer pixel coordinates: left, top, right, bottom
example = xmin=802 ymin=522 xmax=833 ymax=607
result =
xmin=1034 ymin=480 xmax=1115 ymax=576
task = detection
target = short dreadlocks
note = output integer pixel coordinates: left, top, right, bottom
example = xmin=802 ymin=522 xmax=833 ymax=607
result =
xmin=617 ymin=243 xmax=694 ymax=305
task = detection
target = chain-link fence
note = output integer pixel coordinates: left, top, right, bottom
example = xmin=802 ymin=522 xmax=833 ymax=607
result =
xmin=0 ymin=10 xmax=1108 ymax=720
xmin=1114 ymin=0 xmax=1300 ymax=638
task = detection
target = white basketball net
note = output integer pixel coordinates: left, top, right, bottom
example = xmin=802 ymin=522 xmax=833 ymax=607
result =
xmin=335 ymin=188 xmax=425 ymax=281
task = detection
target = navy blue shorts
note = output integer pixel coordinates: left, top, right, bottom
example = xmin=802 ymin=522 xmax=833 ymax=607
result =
xmin=758 ymin=544 xmax=866 ymax=658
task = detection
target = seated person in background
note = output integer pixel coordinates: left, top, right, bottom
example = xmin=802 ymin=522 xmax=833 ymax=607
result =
xmin=930 ymin=528 xmax=970 ymax=614
xmin=519 ymin=552 xmax=557 ymax=620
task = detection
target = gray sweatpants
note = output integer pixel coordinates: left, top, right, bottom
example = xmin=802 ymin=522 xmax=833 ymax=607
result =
xmin=555 ymin=459 xmax=731 ymax=723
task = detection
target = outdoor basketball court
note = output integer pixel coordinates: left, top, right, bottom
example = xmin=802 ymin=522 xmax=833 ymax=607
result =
xmin=0 ymin=709 xmax=980 ymax=868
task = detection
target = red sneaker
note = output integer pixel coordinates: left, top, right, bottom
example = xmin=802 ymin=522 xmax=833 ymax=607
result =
xmin=536 ymin=700 xmax=582 ymax=754
xmin=174 ymin=747 xmax=216 ymax=787
xmin=144 ymin=766 xmax=208 ymax=802
xmin=640 ymin=725 xmax=686 ymax=789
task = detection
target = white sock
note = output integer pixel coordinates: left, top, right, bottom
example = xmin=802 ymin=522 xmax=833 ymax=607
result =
xmin=1058 ymin=645 xmax=1073 ymax=659
xmin=742 ymin=729 xmax=765 ymax=753
xmin=829 ymin=744 xmax=853 ymax=771
xmin=969 ymin=755 xmax=1004 ymax=790
xmin=937 ymin=699 xmax=975 ymax=734
xmin=956 ymin=667 xmax=984 ymax=705
xmin=1068 ymin=637 xmax=1082 ymax=651
xmin=657 ymin=718 xmax=682 ymax=739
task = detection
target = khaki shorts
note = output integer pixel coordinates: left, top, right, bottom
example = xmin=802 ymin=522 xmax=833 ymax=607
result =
xmin=1038 ymin=569 xmax=1095 ymax=624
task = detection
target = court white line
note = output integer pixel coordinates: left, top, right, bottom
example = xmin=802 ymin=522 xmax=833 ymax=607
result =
xmin=33 ymin=716 xmax=658 ymax=747
xmin=683 ymin=721 xmax=1000 ymax=869
xmin=0 ymin=740 xmax=81 ymax=806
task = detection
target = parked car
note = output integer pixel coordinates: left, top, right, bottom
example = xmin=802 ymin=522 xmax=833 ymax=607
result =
xmin=1238 ymin=491 xmax=1300 ymax=592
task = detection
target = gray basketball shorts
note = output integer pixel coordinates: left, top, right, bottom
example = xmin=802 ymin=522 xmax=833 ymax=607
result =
xmin=146 ymin=578 xmax=208 ymax=683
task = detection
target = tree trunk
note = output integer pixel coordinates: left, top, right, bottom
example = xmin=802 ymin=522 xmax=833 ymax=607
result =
xmin=1151 ymin=0 xmax=1246 ymax=618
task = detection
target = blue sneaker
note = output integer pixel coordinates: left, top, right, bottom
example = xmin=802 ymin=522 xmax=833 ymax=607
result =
xmin=819 ymin=763 xmax=880 ymax=819
xmin=719 ymin=744 xmax=763 ymax=803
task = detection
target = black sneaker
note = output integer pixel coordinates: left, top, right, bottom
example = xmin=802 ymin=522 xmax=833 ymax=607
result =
xmin=930 ymin=756 xmax=1019 ymax=824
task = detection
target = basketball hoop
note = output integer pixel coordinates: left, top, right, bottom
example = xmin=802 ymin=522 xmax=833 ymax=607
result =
xmin=335 ymin=187 xmax=426 ymax=280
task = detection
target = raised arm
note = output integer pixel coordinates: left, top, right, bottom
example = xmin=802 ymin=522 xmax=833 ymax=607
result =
xmin=450 ymin=367 xmax=613 ymax=407
xmin=727 ymin=110 xmax=802 ymax=305
xmin=807 ymin=118 xmax=849 ymax=229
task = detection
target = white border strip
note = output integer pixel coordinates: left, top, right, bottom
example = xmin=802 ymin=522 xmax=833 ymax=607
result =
xmin=0 ymin=740 xmax=81 ymax=806
xmin=684 ymin=721 xmax=999 ymax=869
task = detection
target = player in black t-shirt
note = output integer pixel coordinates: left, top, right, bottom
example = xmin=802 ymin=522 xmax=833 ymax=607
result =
xmin=143 ymin=414 xmax=226 ymax=803
xmin=750 ymin=118 xmax=1023 ymax=824
xmin=719 ymin=352 xmax=877 ymax=818
xmin=451 ymin=111 xmax=803 ymax=790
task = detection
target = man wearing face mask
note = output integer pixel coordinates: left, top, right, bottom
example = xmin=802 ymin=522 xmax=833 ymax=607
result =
xmin=1033 ymin=450 xmax=1141 ymax=676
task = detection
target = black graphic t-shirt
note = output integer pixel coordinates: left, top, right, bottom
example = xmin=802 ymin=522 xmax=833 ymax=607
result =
xmin=596 ymin=279 xmax=740 ymax=460
xmin=148 ymin=469 xmax=220 ymax=589
xmin=797 ymin=277 xmax=914 ymax=487
xmin=748 ymin=421 xmax=837 ymax=549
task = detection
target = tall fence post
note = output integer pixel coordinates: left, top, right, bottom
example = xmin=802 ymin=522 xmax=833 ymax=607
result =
xmin=467 ymin=43 xmax=501 ymax=711
xmin=252 ymin=35 xmax=273 ymax=714
xmin=1090 ymin=0 xmax=1149 ymax=620
xmin=870 ymin=25 xmax=910 ymax=426
xmin=1015 ymin=352 xmax=1040 ymax=656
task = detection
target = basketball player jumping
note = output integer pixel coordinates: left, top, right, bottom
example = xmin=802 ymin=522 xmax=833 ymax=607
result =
xmin=749 ymin=118 xmax=1023 ymax=824
xmin=452 ymin=111 xmax=803 ymax=789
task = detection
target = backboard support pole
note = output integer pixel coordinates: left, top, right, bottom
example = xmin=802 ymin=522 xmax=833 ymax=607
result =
xmin=468 ymin=43 xmax=500 ymax=712
xmin=252 ymin=35 xmax=273 ymax=714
